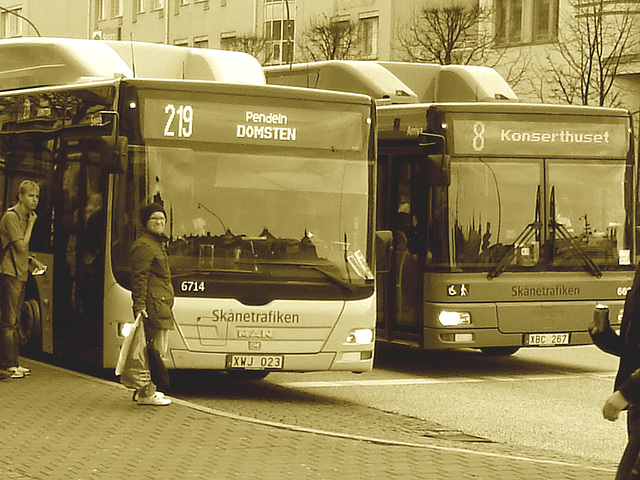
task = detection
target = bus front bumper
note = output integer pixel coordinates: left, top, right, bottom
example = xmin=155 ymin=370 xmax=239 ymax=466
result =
xmin=422 ymin=328 xmax=595 ymax=350
xmin=167 ymin=349 xmax=374 ymax=372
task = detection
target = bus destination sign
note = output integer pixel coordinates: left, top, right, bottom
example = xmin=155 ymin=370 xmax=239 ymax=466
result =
xmin=143 ymin=97 xmax=364 ymax=151
xmin=451 ymin=117 xmax=628 ymax=158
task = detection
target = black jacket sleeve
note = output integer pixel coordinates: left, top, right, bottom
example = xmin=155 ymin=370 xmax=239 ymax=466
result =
xmin=590 ymin=326 xmax=624 ymax=358
xmin=620 ymin=368 xmax=640 ymax=404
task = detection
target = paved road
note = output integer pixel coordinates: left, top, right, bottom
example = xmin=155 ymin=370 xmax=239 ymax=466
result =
xmin=0 ymin=358 xmax=619 ymax=479
xmin=169 ymin=344 xmax=627 ymax=467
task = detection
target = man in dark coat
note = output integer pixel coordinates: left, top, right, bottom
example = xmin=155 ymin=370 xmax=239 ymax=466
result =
xmin=591 ymin=265 xmax=640 ymax=479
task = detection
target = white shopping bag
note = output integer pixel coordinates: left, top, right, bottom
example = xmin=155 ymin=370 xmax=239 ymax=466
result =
xmin=115 ymin=314 xmax=141 ymax=376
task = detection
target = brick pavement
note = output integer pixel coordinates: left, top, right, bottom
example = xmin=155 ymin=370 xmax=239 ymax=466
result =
xmin=0 ymin=359 xmax=618 ymax=480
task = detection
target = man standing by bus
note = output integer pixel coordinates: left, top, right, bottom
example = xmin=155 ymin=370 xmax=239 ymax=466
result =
xmin=590 ymin=271 xmax=640 ymax=479
xmin=0 ymin=180 xmax=40 ymax=379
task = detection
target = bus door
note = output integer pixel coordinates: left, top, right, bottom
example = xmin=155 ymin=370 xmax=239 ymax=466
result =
xmin=377 ymin=151 xmax=426 ymax=342
xmin=53 ymin=138 xmax=106 ymax=357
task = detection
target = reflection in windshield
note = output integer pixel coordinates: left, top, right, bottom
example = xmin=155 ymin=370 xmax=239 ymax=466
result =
xmin=439 ymin=158 xmax=631 ymax=273
xmin=123 ymin=146 xmax=371 ymax=285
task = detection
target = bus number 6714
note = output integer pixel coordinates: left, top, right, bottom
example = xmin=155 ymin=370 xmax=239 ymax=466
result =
xmin=181 ymin=281 xmax=205 ymax=292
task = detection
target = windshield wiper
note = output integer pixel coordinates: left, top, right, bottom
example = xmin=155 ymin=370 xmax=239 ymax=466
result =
xmin=549 ymin=187 xmax=602 ymax=278
xmin=488 ymin=186 xmax=542 ymax=280
xmin=302 ymin=265 xmax=356 ymax=292
xmin=487 ymin=221 xmax=542 ymax=280
xmin=488 ymin=187 xmax=603 ymax=279
xmin=171 ymin=268 xmax=257 ymax=277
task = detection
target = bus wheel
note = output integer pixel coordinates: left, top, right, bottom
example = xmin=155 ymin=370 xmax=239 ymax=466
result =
xmin=226 ymin=370 xmax=270 ymax=380
xmin=480 ymin=346 xmax=520 ymax=356
xmin=19 ymin=299 xmax=41 ymax=348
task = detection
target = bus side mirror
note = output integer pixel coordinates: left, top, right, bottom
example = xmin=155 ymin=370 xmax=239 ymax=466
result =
xmin=427 ymin=154 xmax=450 ymax=186
xmin=375 ymin=230 xmax=393 ymax=273
xmin=101 ymin=135 xmax=128 ymax=173
xmin=419 ymin=133 xmax=450 ymax=186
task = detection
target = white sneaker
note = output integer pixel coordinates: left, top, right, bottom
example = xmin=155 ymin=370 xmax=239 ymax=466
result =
xmin=6 ymin=367 xmax=24 ymax=379
xmin=16 ymin=365 xmax=31 ymax=376
xmin=137 ymin=392 xmax=171 ymax=406
xmin=132 ymin=391 xmax=164 ymax=402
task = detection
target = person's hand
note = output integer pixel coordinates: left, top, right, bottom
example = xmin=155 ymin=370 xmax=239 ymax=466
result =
xmin=29 ymin=257 xmax=47 ymax=275
xmin=32 ymin=258 xmax=45 ymax=270
xmin=588 ymin=320 xmax=604 ymax=335
xmin=27 ymin=211 xmax=37 ymax=226
xmin=135 ymin=309 xmax=148 ymax=320
xmin=603 ymin=391 xmax=628 ymax=421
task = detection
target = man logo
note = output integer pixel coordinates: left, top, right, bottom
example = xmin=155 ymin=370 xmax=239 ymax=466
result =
xmin=237 ymin=329 xmax=273 ymax=339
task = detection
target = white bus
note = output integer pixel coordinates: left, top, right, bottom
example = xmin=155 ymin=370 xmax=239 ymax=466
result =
xmin=0 ymin=38 xmax=377 ymax=376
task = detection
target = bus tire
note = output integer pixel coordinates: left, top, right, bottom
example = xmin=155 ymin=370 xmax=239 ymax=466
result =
xmin=480 ymin=346 xmax=520 ymax=356
xmin=19 ymin=299 xmax=41 ymax=349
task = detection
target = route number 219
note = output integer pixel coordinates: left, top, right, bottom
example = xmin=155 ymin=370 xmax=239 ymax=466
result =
xmin=164 ymin=104 xmax=193 ymax=138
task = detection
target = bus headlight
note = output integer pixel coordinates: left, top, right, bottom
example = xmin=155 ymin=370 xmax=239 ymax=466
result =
xmin=118 ymin=322 xmax=134 ymax=338
xmin=439 ymin=311 xmax=471 ymax=326
xmin=346 ymin=328 xmax=374 ymax=344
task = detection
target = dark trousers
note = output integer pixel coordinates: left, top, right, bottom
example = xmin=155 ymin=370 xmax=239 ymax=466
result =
xmin=0 ymin=274 xmax=25 ymax=370
xmin=618 ymin=406 xmax=640 ymax=479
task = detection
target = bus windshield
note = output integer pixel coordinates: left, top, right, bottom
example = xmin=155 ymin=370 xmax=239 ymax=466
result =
xmin=148 ymin=145 xmax=367 ymax=276
xmin=111 ymin=101 xmax=374 ymax=301
xmin=437 ymin=157 xmax=631 ymax=273
xmin=113 ymin=81 xmax=374 ymax=303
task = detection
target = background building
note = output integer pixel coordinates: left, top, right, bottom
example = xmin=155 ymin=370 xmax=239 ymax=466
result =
xmin=1 ymin=0 xmax=639 ymax=117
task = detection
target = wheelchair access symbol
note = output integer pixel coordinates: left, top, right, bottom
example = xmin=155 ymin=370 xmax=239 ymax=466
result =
xmin=447 ymin=284 xmax=469 ymax=297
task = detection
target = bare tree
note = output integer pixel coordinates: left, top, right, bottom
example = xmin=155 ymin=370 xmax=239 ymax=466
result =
xmin=299 ymin=15 xmax=358 ymax=61
xmin=398 ymin=2 xmax=495 ymax=65
xmin=396 ymin=2 xmax=529 ymax=90
xmin=546 ymin=0 xmax=638 ymax=106
xmin=223 ymin=35 xmax=272 ymax=65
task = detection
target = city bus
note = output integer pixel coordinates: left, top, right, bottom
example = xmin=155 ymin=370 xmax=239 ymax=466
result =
xmin=266 ymin=61 xmax=636 ymax=354
xmin=0 ymin=38 xmax=377 ymax=374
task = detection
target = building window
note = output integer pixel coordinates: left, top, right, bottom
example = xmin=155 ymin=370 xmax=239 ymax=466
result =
xmin=495 ymin=0 xmax=557 ymax=45
xmin=533 ymin=0 xmax=558 ymax=42
xmin=194 ymin=36 xmax=209 ymax=48
xmin=495 ymin=0 xmax=522 ymax=44
xmin=264 ymin=1 xmax=295 ymax=65
xmin=359 ymin=15 xmax=378 ymax=58
xmin=135 ymin=0 xmax=145 ymax=13
xmin=179 ymin=0 xmax=189 ymax=5
xmin=113 ymin=0 xmax=123 ymax=17
xmin=96 ymin=0 xmax=106 ymax=21
xmin=174 ymin=38 xmax=189 ymax=46
xmin=151 ymin=0 xmax=164 ymax=10
xmin=220 ymin=31 xmax=236 ymax=50
xmin=1 ymin=8 xmax=22 ymax=38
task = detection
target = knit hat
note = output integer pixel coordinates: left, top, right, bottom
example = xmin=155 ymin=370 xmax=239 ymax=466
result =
xmin=140 ymin=202 xmax=166 ymax=225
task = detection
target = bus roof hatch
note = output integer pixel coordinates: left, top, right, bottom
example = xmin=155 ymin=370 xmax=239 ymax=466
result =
xmin=376 ymin=62 xmax=518 ymax=103
xmin=0 ymin=37 xmax=265 ymax=92
xmin=264 ymin=61 xmax=418 ymax=104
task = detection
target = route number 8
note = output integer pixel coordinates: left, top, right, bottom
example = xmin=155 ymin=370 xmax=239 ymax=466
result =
xmin=472 ymin=121 xmax=485 ymax=152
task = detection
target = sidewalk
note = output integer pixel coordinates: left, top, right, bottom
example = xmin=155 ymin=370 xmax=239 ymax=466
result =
xmin=0 ymin=359 xmax=617 ymax=480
